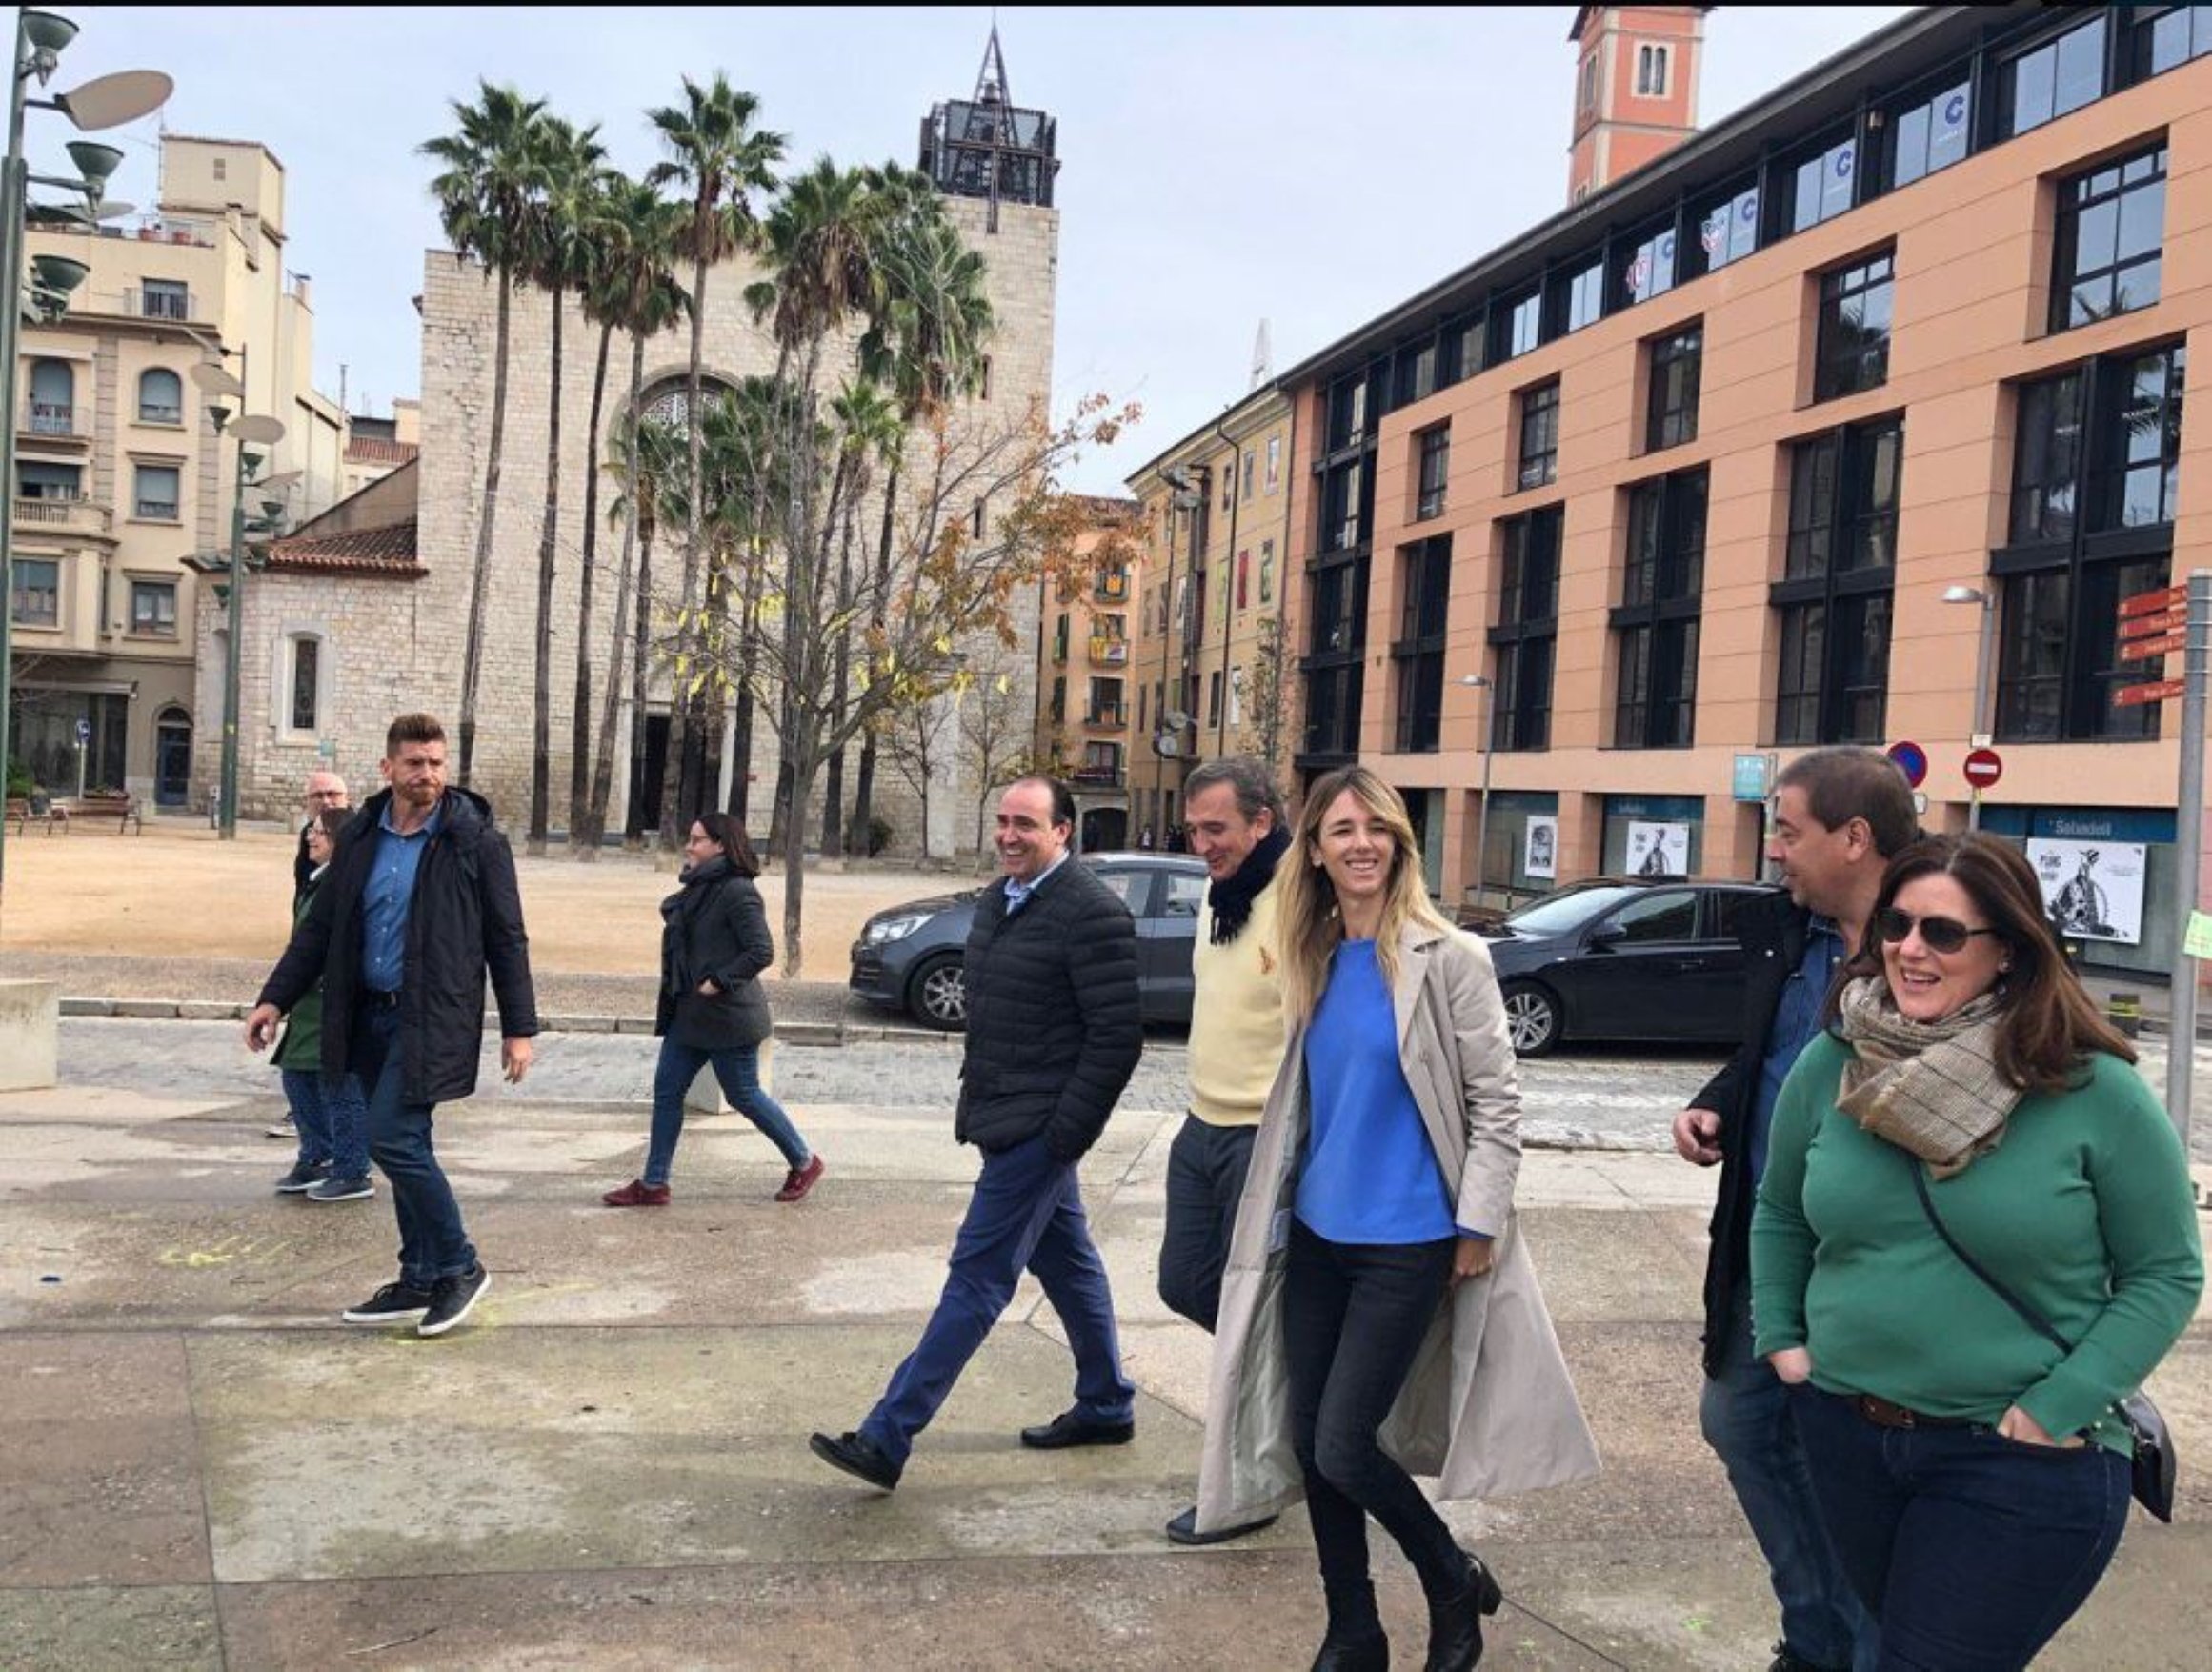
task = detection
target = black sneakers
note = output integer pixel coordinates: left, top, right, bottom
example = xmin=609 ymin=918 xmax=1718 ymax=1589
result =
xmin=417 ymin=1265 xmax=491 ymax=1338
xmin=306 ymin=1175 xmax=374 ymax=1203
xmin=275 ymin=1160 xmax=332 ymax=1194
xmin=341 ymin=1280 xmax=434 ymax=1326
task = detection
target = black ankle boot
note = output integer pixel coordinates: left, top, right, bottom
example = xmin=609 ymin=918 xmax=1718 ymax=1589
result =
xmin=1312 ymin=1623 xmax=1390 ymax=1672
xmin=1424 ymin=1547 xmax=1504 ymax=1672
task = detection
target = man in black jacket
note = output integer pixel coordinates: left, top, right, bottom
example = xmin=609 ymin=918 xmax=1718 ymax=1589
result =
xmin=245 ymin=713 xmax=538 ymax=1340
xmin=813 ymin=776 xmax=1143 ymax=1490
xmin=1672 ymin=745 xmax=1914 ymax=1672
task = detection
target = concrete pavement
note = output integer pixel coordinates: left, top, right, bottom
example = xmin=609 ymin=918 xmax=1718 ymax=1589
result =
xmin=3 ymin=1063 xmax=2208 ymax=1669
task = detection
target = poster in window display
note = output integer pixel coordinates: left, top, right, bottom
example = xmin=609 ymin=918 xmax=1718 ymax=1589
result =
xmin=1523 ymin=816 xmax=1558 ymax=880
xmin=2026 ymin=837 xmax=2145 ymax=945
xmin=1627 ymin=820 xmax=1689 ymax=878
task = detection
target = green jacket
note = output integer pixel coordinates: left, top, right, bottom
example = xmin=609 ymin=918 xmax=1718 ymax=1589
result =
xmin=273 ymin=876 xmax=325 ymax=1072
xmin=1752 ymin=1032 xmax=2202 ymax=1454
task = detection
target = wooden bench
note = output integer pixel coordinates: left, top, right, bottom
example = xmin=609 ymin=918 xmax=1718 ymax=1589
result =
xmin=62 ymin=793 xmax=140 ymax=834
xmin=5 ymin=796 xmax=65 ymax=835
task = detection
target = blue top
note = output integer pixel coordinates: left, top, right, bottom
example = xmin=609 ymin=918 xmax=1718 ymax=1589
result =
xmin=1297 ymin=939 xmax=1456 ymax=1244
xmin=361 ymin=798 xmax=442 ymax=994
xmin=1749 ymin=912 xmax=1843 ymax=1186
xmin=1002 ymin=849 xmax=1070 ymax=915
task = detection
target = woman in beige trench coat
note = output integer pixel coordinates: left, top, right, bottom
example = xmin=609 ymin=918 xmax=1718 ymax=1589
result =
xmin=1196 ymin=767 xmax=1599 ymax=1671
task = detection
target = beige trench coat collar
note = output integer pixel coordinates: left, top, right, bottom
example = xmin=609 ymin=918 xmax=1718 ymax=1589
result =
xmin=1195 ymin=921 xmax=1601 ymax=1532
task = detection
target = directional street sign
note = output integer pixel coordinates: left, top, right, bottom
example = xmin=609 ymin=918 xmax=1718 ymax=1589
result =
xmin=1962 ymin=746 xmax=2003 ymax=788
xmin=2116 ymin=677 xmax=2187 ymax=708
xmin=2121 ymin=583 xmax=2189 ymax=618
xmin=2119 ymin=607 xmax=2189 ymax=640
xmin=2118 ymin=631 xmax=2187 ymax=662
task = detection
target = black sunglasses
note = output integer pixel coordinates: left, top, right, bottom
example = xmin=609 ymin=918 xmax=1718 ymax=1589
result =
xmin=1873 ymin=906 xmax=2003 ymax=956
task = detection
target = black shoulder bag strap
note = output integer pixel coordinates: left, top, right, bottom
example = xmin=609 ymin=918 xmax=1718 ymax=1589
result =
xmin=1906 ymin=1152 xmax=2176 ymax=1521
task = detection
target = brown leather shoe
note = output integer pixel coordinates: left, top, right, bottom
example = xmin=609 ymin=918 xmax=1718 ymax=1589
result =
xmin=775 ymin=1155 xmax=825 ymax=1202
xmin=602 ymin=1179 xmax=671 ymax=1207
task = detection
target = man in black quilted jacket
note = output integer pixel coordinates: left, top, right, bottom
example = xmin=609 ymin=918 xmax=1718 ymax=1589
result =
xmin=812 ymin=776 xmax=1144 ymax=1490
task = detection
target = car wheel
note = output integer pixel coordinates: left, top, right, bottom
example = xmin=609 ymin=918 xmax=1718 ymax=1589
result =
xmin=908 ymin=953 xmax=968 ymax=1032
xmin=1500 ymin=982 xmax=1561 ymax=1057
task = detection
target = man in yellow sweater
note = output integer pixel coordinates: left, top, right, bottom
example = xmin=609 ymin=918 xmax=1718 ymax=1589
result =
xmin=1161 ymin=755 xmax=1291 ymax=1546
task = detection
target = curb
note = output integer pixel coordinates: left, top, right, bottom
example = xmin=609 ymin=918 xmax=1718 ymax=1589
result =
xmin=56 ymin=996 xmax=948 ymax=1047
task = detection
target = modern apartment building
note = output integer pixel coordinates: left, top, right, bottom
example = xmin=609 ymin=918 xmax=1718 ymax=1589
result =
xmin=1035 ymin=496 xmax=1141 ymax=851
xmin=9 ymin=133 xmax=343 ymax=810
xmin=1264 ymin=2 xmax=2208 ymax=979
xmin=1126 ymin=386 xmax=1297 ymax=845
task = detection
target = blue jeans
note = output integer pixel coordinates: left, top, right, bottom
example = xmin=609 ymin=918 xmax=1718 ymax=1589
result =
xmin=351 ymin=1002 xmax=477 ymax=1289
xmin=647 ymin=1037 xmax=810 ymax=1186
xmin=1701 ymin=1291 xmax=1879 ymax=1672
xmin=861 ymin=1132 xmax=1133 ymax=1469
xmin=1794 ymin=1386 xmax=2130 ymax=1671
xmin=282 ymin=1067 xmax=369 ymax=1179
xmin=1157 ymin=1114 xmax=1257 ymax=1333
xmin=1283 ymin=1221 xmax=1464 ymax=1628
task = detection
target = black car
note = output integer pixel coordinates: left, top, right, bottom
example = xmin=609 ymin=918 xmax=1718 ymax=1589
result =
xmin=1469 ymin=876 xmax=1782 ymax=1057
xmin=848 ymin=853 xmax=1209 ymax=1031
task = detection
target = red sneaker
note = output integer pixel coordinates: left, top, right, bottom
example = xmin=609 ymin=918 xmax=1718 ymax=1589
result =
xmin=775 ymin=1155 xmax=825 ymax=1203
xmin=602 ymin=1179 xmax=671 ymax=1207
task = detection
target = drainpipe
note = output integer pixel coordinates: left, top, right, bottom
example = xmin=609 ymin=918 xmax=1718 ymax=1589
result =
xmin=1211 ymin=416 xmax=1243 ymax=759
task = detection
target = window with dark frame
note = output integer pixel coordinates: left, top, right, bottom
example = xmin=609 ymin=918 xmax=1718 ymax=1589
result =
xmin=1814 ymin=251 xmax=1895 ymax=402
xmin=1646 ymin=326 xmax=1701 ymax=452
xmin=1691 ymin=181 xmax=1760 ymax=276
xmin=1416 ymin=424 xmax=1450 ymax=520
xmin=1489 ymin=507 xmax=1560 ymax=753
xmin=1304 ymin=545 xmax=1369 ymax=761
xmin=1518 ymin=380 xmax=1560 ymax=492
xmin=1788 ymin=131 xmax=1860 ymax=234
xmin=1636 ymin=43 xmax=1670 ymax=98
xmin=2051 ymin=143 xmax=2166 ymax=332
xmin=132 ymin=463 xmax=180 ymax=520
xmin=1887 ymin=79 xmax=1971 ymax=190
xmin=1559 ymin=256 xmax=1605 ymax=334
xmin=1618 ymin=222 xmax=1679 ymax=308
xmin=2128 ymin=6 xmax=2212 ymax=82
xmin=1500 ymin=289 xmax=1540 ymax=362
xmin=2004 ymin=12 xmax=2107 ymax=138
xmin=10 ymin=556 xmax=59 ymax=626
xmin=130 ymin=579 xmax=176 ymax=634
xmin=1772 ymin=417 xmax=1902 ymax=744
xmin=1614 ymin=469 xmax=1706 ymax=749
xmin=290 ymin=637 xmax=320 ymax=733
xmin=1997 ymin=343 xmax=2186 ymax=743
xmin=1393 ymin=534 xmax=1453 ymax=753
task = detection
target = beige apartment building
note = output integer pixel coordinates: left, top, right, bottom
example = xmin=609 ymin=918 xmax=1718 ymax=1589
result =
xmin=10 ymin=133 xmax=343 ymax=810
xmin=1126 ymin=386 xmax=1297 ymax=844
xmin=1261 ymin=3 xmax=2210 ymax=981
xmin=1034 ymin=496 xmax=1140 ymax=851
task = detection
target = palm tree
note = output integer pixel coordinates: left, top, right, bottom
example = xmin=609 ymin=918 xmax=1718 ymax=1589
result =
xmin=848 ymin=184 xmax=995 ymax=843
xmin=578 ymin=182 xmax=688 ymax=856
xmin=603 ymin=413 xmax=687 ymax=848
xmin=820 ymin=378 xmax=901 ymax=855
xmin=420 ymin=82 xmax=550 ymax=785
xmin=647 ymin=74 xmax=786 ymax=849
xmin=521 ymin=115 xmax=608 ymax=856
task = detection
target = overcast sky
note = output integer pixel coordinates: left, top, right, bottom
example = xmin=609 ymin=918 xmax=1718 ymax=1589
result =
xmin=62 ymin=5 xmax=1908 ymax=494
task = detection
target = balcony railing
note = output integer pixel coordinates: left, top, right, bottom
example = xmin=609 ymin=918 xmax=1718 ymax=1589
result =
xmin=12 ymin=495 xmax=111 ymax=534
xmin=137 ymin=403 xmax=183 ymax=426
xmin=1072 ymin=763 xmax=1125 ymax=788
xmin=1085 ymin=706 xmax=1126 ymax=730
xmin=1093 ymin=571 xmax=1129 ymax=603
xmin=21 ymin=400 xmax=78 ymax=436
xmin=1088 ymin=635 xmax=1129 ymax=665
xmin=123 ymin=287 xmax=193 ymax=322
xmin=133 ymin=498 xmax=179 ymax=521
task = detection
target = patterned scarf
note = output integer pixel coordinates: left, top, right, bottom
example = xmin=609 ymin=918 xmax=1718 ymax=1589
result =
xmin=1208 ymin=825 xmax=1290 ymax=944
xmin=1834 ymin=975 xmax=2021 ymax=1178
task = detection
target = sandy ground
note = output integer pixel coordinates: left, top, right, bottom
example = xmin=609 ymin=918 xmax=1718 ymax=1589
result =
xmin=0 ymin=821 xmax=982 ymax=980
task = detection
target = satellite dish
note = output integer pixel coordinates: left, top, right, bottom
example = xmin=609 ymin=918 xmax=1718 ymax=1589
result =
xmin=1163 ymin=709 xmax=1192 ymax=731
xmin=190 ymin=362 xmax=244 ymax=397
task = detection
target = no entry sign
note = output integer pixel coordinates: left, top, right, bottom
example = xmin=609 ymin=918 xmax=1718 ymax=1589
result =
xmin=1963 ymin=746 xmax=2003 ymax=789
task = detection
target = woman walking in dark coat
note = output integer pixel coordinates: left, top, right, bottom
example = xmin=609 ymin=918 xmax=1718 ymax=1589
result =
xmin=272 ymin=805 xmax=373 ymax=1203
xmin=603 ymin=814 xmax=824 ymax=1206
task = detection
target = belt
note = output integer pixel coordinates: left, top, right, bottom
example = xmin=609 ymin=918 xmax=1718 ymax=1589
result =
xmin=361 ymin=989 xmax=403 ymax=1009
xmin=1853 ymin=1393 xmax=1972 ymax=1431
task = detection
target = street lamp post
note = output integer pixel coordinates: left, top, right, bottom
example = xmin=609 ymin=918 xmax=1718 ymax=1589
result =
xmin=1460 ymin=672 xmax=1495 ymax=906
xmin=1941 ymin=583 xmax=1997 ymax=829
xmin=0 ymin=10 xmax=171 ymax=917
xmin=194 ymin=350 xmax=289 ymax=838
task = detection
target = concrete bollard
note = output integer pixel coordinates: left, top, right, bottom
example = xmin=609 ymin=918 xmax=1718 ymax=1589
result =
xmin=2105 ymin=992 xmax=2142 ymax=1039
xmin=0 ymin=979 xmax=61 ymax=1091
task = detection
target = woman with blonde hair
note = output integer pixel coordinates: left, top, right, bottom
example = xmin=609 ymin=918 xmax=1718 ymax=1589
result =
xmin=1197 ymin=766 xmax=1598 ymax=1671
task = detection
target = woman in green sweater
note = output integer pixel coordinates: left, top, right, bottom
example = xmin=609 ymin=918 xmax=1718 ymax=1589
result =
xmin=1752 ymin=833 xmax=2201 ymax=1671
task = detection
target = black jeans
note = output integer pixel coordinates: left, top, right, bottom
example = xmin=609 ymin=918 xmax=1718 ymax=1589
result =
xmin=1283 ymin=1219 xmax=1462 ymax=1629
xmin=1793 ymin=1385 xmax=2131 ymax=1671
xmin=1157 ymin=1114 xmax=1257 ymax=1332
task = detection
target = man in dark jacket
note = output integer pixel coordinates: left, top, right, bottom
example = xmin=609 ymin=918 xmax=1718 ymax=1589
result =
xmin=812 ymin=775 xmax=1143 ymax=1490
xmin=1672 ymin=745 xmax=1913 ymax=1672
xmin=245 ymin=713 xmax=538 ymax=1340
